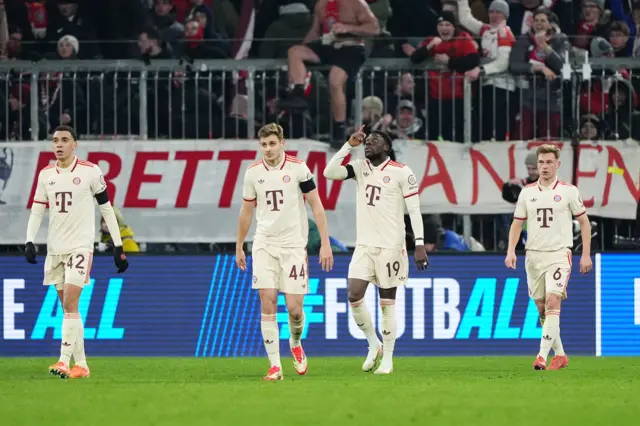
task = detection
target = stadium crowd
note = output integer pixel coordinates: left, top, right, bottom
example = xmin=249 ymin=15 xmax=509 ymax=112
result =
xmin=0 ymin=0 xmax=639 ymax=142
xmin=0 ymin=0 xmax=637 ymax=254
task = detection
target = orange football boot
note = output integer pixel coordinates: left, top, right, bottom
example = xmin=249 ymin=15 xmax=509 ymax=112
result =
xmin=263 ymin=365 xmax=283 ymax=381
xmin=49 ymin=361 xmax=70 ymax=379
xmin=532 ymin=356 xmax=547 ymax=370
xmin=548 ymin=355 xmax=569 ymax=370
xmin=291 ymin=346 xmax=308 ymax=375
xmin=69 ymin=364 xmax=91 ymax=379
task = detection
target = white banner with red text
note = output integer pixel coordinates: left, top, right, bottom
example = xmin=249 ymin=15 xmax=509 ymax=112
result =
xmin=0 ymin=140 xmax=637 ymax=245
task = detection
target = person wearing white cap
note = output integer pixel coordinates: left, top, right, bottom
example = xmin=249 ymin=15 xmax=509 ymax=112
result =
xmin=457 ymin=0 xmax=516 ymax=142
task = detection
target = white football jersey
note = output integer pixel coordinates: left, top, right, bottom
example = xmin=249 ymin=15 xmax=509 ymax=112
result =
xmin=348 ymin=157 xmax=419 ymax=250
xmin=33 ymin=157 xmax=107 ymax=255
xmin=243 ymin=154 xmax=313 ymax=248
xmin=514 ymin=178 xmax=587 ymax=251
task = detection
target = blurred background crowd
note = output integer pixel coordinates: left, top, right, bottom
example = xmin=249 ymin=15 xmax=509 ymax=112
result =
xmin=1 ymin=0 xmax=640 ymax=142
xmin=0 ymin=0 xmax=638 ymax=254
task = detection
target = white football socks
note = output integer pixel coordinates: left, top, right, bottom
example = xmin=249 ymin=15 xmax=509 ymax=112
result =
xmin=59 ymin=312 xmax=82 ymax=365
xmin=380 ymin=299 xmax=397 ymax=364
xmin=350 ymin=298 xmax=379 ymax=349
xmin=540 ymin=313 xmax=565 ymax=357
xmin=288 ymin=312 xmax=305 ymax=349
xmin=538 ymin=310 xmax=560 ymax=360
xmin=73 ymin=319 xmax=88 ymax=368
xmin=260 ymin=313 xmax=281 ymax=368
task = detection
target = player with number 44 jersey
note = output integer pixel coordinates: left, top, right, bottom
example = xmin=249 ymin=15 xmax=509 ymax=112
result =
xmin=236 ymin=123 xmax=334 ymax=381
xmin=24 ymin=125 xmax=129 ymax=380
xmin=324 ymin=126 xmax=429 ymax=375
xmin=505 ymin=144 xmax=593 ymax=371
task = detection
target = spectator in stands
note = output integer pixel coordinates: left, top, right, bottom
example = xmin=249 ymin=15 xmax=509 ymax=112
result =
xmin=407 ymin=11 xmax=480 ymax=142
xmin=279 ymin=0 xmax=379 ymax=147
xmin=348 ymin=95 xmax=385 ymax=134
xmin=150 ymin=0 xmax=185 ymax=52
xmin=182 ymin=18 xmax=229 ymax=58
xmin=5 ymin=84 xmax=31 ymax=140
xmin=45 ymin=0 xmax=99 ymax=59
xmin=385 ymin=72 xmax=417 ymax=117
xmin=580 ymin=38 xmax=615 ymax=117
xmin=184 ymin=0 xmax=231 ymax=55
xmin=224 ymin=94 xmax=249 ymax=138
xmin=571 ymin=0 xmax=611 ymax=56
xmin=258 ymin=1 xmax=313 ymax=59
xmin=5 ymin=25 xmax=41 ymax=60
xmin=507 ymin=0 xmax=546 ymax=36
xmin=604 ymin=78 xmax=638 ymax=139
xmin=381 ymin=99 xmax=425 ymax=140
xmin=609 ymin=0 xmax=639 ymax=56
xmin=608 ymin=21 xmax=631 ymax=57
xmin=138 ymin=27 xmax=173 ymax=60
xmin=510 ymin=7 xmax=569 ymax=140
xmin=502 ymin=151 xmax=539 ymax=204
xmin=57 ymin=33 xmax=78 ymax=59
xmin=457 ymin=0 xmax=516 ymax=142
xmin=99 ymin=207 xmax=140 ymax=253
xmin=579 ymin=114 xmax=604 ymax=140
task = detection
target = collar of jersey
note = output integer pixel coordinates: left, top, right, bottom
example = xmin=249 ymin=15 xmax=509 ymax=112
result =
xmin=366 ymin=157 xmax=391 ymax=170
xmin=537 ymin=177 xmax=559 ymax=191
xmin=262 ymin=154 xmax=286 ymax=171
xmin=56 ymin=156 xmax=78 ymax=174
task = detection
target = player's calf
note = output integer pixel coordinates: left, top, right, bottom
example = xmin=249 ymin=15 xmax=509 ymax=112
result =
xmin=349 ymin=296 xmax=382 ymax=372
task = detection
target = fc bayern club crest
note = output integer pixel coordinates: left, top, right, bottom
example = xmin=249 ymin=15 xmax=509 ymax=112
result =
xmin=554 ymin=194 xmax=562 ymax=202
xmin=383 ymin=176 xmax=391 ymax=184
xmin=282 ymin=175 xmax=291 ymax=183
xmin=73 ymin=177 xmax=81 ymax=185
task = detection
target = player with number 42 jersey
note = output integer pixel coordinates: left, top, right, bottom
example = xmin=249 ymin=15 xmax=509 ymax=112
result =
xmin=324 ymin=127 xmax=428 ymax=375
xmin=505 ymin=144 xmax=593 ymax=372
xmin=24 ymin=125 xmax=129 ymax=380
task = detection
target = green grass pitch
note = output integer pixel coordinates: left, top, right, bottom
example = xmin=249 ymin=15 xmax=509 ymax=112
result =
xmin=1 ymin=357 xmax=639 ymax=425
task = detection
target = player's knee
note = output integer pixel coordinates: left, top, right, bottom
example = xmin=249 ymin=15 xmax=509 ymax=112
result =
xmin=545 ymin=293 xmax=562 ymax=311
xmin=347 ymin=289 xmax=364 ymax=304
xmin=288 ymin=307 xmax=303 ymax=321
xmin=62 ymin=297 xmax=78 ymax=313
xmin=288 ymin=45 xmax=304 ymax=61
xmin=328 ymin=68 xmax=347 ymax=92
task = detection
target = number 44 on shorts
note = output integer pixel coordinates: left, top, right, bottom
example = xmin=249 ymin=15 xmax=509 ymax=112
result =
xmin=289 ymin=264 xmax=306 ymax=280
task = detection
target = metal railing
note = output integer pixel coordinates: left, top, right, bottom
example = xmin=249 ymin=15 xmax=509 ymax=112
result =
xmin=0 ymin=57 xmax=637 ymax=249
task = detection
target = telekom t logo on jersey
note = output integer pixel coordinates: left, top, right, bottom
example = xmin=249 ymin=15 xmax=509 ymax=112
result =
xmin=55 ymin=191 xmax=72 ymax=213
xmin=536 ymin=208 xmax=553 ymax=228
xmin=365 ymin=184 xmax=381 ymax=206
xmin=265 ymin=190 xmax=284 ymax=211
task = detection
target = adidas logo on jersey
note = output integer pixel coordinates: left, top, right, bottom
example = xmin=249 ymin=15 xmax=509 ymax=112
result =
xmin=258 ymin=179 xmax=264 ymax=184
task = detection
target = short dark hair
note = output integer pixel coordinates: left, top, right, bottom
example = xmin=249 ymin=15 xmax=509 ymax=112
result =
xmin=52 ymin=125 xmax=78 ymax=141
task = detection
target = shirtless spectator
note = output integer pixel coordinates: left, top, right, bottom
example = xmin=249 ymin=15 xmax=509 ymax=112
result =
xmin=279 ymin=0 xmax=379 ymax=147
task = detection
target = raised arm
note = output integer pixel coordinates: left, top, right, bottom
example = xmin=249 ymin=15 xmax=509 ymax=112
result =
xmin=456 ymin=0 xmax=484 ymax=35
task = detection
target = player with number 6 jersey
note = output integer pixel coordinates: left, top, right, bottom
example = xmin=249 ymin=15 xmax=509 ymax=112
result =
xmin=236 ymin=123 xmax=334 ymax=381
xmin=505 ymin=144 xmax=593 ymax=371
xmin=24 ymin=125 xmax=129 ymax=380
xmin=324 ymin=127 xmax=429 ymax=375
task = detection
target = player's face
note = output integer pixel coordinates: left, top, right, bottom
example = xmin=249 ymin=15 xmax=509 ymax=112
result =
xmin=537 ymin=153 xmax=560 ymax=180
xmin=259 ymin=135 xmax=284 ymax=162
xmin=51 ymin=130 xmax=77 ymax=160
xmin=363 ymin=133 xmax=387 ymax=160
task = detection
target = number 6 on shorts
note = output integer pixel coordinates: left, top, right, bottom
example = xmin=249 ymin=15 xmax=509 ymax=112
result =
xmin=546 ymin=266 xmax=569 ymax=298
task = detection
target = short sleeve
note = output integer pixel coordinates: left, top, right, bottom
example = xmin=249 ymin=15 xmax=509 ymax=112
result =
xmin=400 ymin=166 xmax=419 ymax=198
xmin=90 ymin=166 xmax=108 ymax=195
xmin=33 ymin=172 xmax=48 ymax=204
xmin=569 ymin=187 xmax=587 ymax=217
xmin=298 ymin=162 xmax=314 ymax=183
xmin=242 ymin=169 xmax=256 ymax=202
xmin=513 ymin=191 xmax=527 ymax=220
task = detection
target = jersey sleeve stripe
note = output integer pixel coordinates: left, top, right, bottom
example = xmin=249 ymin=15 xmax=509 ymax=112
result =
xmin=513 ymin=216 xmax=527 ymax=220
xmin=248 ymin=161 xmax=262 ymax=169
xmin=33 ymin=200 xmax=48 ymax=205
xmin=574 ymin=210 xmax=586 ymax=218
xmin=77 ymin=163 xmax=94 ymax=169
xmin=403 ymin=192 xmax=418 ymax=199
xmin=243 ymin=197 xmax=257 ymax=202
